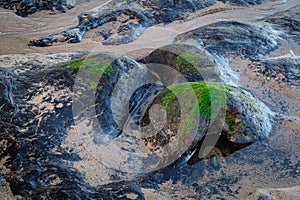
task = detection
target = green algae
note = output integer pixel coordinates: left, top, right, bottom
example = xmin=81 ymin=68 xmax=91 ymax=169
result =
xmin=155 ymin=82 xmax=232 ymax=144
xmin=66 ymin=56 xmax=112 ymax=76
xmin=160 ymin=82 xmax=231 ymax=120
xmin=174 ymin=50 xmax=204 ymax=73
xmin=175 ymin=50 xmax=203 ymax=67
xmin=153 ymin=82 xmax=260 ymax=145
xmin=55 ymin=55 xmax=114 ymax=88
xmin=66 ymin=56 xmax=87 ymax=69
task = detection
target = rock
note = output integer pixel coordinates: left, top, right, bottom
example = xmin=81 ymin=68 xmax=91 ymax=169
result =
xmin=0 ymin=53 xmax=103 ymax=199
xmin=247 ymin=186 xmax=300 ymax=200
xmin=70 ymin=53 xmax=159 ymax=144
xmin=174 ymin=21 xmax=279 ymax=59
xmin=0 ymin=0 xmax=78 ymax=17
xmin=262 ymin=5 xmax=300 ymax=45
xmin=141 ymin=82 xmax=273 ymax=149
xmin=139 ymin=42 xmax=274 ymax=141
xmin=172 ymin=7 xmax=300 ymax=89
xmin=0 ymin=49 xmax=275 ymax=198
xmin=219 ymin=0 xmax=270 ymax=6
xmin=28 ymin=0 xmax=271 ymax=47
xmin=1 ymin=2 xmax=299 ymax=199
xmin=0 ymin=173 xmax=15 ymax=200
xmin=262 ymin=5 xmax=300 ymax=33
xmin=260 ymin=57 xmax=300 ymax=85
xmin=140 ymin=43 xmax=221 ymax=83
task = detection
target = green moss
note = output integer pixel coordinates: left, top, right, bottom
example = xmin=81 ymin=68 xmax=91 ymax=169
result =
xmin=156 ymin=82 xmax=233 ymax=144
xmin=158 ymin=82 xmax=261 ymax=145
xmin=83 ymin=60 xmax=112 ymax=76
xmin=66 ymin=56 xmax=87 ymax=69
xmin=65 ymin=56 xmax=112 ymax=76
xmin=161 ymin=82 xmax=232 ymax=118
xmin=175 ymin=50 xmax=203 ymax=67
xmin=56 ymin=56 xmax=114 ymax=88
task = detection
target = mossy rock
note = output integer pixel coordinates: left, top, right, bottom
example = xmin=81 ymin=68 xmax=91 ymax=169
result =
xmin=141 ymin=82 xmax=274 ymax=152
xmin=141 ymin=44 xmax=221 ymax=83
xmin=49 ymin=53 xmax=116 ymax=89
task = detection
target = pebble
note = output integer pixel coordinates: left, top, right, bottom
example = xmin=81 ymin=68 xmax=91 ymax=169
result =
xmin=56 ymin=103 xmax=63 ymax=108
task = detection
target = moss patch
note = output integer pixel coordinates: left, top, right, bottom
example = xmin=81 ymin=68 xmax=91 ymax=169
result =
xmin=154 ymin=82 xmax=233 ymax=145
xmin=161 ymin=82 xmax=232 ymax=119
xmin=66 ymin=56 xmax=112 ymax=76
xmin=175 ymin=50 xmax=203 ymax=67
xmin=144 ymin=81 xmax=261 ymax=150
xmin=52 ymin=55 xmax=114 ymax=88
xmin=174 ymin=50 xmax=204 ymax=74
xmin=65 ymin=56 xmax=87 ymax=69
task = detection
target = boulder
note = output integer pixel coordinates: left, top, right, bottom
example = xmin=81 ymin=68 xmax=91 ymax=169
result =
xmin=174 ymin=21 xmax=279 ymax=59
xmin=140 ymin=82 xmax=273 ymax=153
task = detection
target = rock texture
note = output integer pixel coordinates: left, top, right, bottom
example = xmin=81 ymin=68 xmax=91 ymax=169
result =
xmin=262 ymin=5 xmax=300 ymax=44
xmin=0 ymin=47 xmax=274 ymax=198
xmin=0 ymin=0 xmax=78 ymax=17
xmin=174 ymin=5 xmax=300 ymax=86
xmin=140 ymin=44 xmax=273 ymax=145
xmin=174 ymin=21 xmax=279 ymax=59
xmin=1 ymin=2 xmax=299 ymax=200
xmin=260 ymin=57 xmax=300 ymax=86
xmin=0 ymin=52 xmax=93 ymax=198
xmin=28 ymin=0 xmax=271 ymax=47
xmin=142 ymin=82 xmax=273 ymax=150
xmin=247 ymin=186 xmax=300 ymax=200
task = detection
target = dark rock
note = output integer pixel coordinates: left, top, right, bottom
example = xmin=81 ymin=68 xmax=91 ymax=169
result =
xmin=260 ymin=57 xmax=300 ymax=85
xmin=172 ymin=6 xmax=299 ymax=89
xmin=174 ymin=21 xmax=279 ymax=59
xmin=0 ymin=0 xmax=78 ymax=17
xmin=0 ymin=53 xmax=97 ymax=198
xmin=262 ymin=5 xmax=300 ymax=45
xmin=0 ymin=48 xmax=274 ymax=198
xmin=29 ymin=0 xmax=270 ymax=47
xmin=218 ymin=0 xmax=269 ymax=5
xmin=141 ymin=82 xmax=273 ymax=151
xmin=140 ymin=44 xmax=220 ymax=83
xmin=247 ymin=186 xmax=300 ymax=200
xmin=262 ymin=5 xmax=300 ymax=33
xmin=84 ymin=54 xmax=159 ymax=144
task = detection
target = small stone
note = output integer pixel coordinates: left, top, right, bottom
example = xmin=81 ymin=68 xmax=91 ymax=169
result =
xmin=56 ymin=103 xmax=63 ymax=108
xmin=126 ymin=193 xmax=138 ymax=199
xmin=44 ymin=96 xmax=51 ymax=101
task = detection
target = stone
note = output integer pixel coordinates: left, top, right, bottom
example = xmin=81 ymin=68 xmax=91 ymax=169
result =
xmin=260 ymin=57 xmax=300 ymax=85
xmin=247 ymin=186 xmax=300 ymax=200
xmin=174 ymin=21 xmax=279 ymax=59
xmin=28 ymin=0 xmax=271 ymax=47
xmin=0 ymin=0 xmax=78 ymax=17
